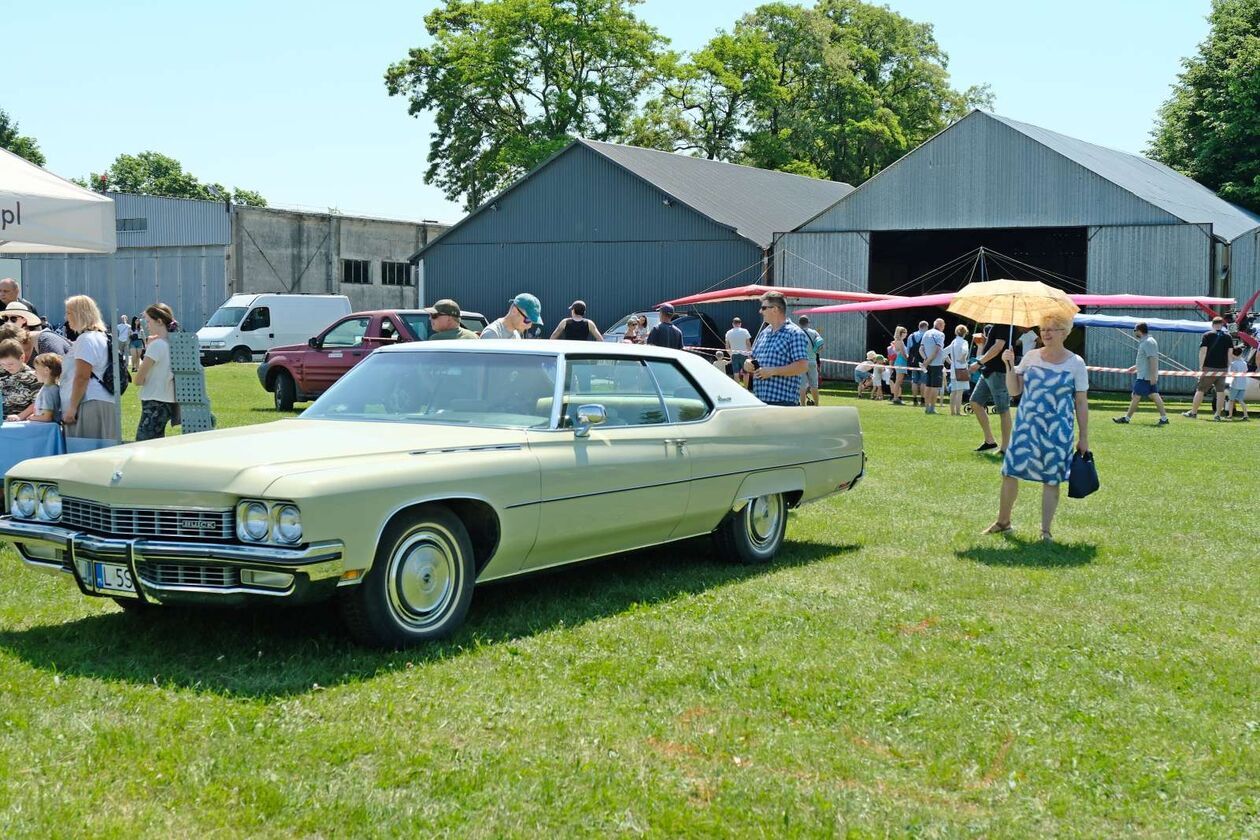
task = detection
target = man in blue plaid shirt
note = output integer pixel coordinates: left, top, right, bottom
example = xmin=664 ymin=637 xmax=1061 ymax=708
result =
xmin=744 ymin=291 xmax=809 ymax=406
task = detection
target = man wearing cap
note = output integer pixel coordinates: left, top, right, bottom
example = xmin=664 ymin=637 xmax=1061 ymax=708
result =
xmin=0 ymin=303 xmax=70 ymax=362
xmin=426 ymin=299 xmax=479 ymax=340
xmin=481 ymin=293 xmax=542 ymax=340
xmin=550 ymin=300 xmax=603 ymax=341
xmin=0 ymin=278 xmax=38 ymax=316
xmin=797 ymin=315 xmax=824 ymax=406
xmin=647 ymin=303 xmax=684 ymax=350
xmin=725 ymin=316 xmax=752 ymax=386
xmin=744 ymin=292 xmax=808 ymax=407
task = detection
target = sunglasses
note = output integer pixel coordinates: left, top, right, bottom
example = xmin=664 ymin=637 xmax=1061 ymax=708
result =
xmin=2 ymin=315 xmax=27 ymax=323
xmin=514 ymin=305 xmax=533 ymax=326
xmin=759 ymin=305 xmax=781 ymax=312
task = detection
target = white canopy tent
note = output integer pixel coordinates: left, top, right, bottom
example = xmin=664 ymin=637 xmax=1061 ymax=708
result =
xmin=1 ymin=146 xmax=121 ymax=443
xmin=0 ymin=147 xmax=116 ymax=254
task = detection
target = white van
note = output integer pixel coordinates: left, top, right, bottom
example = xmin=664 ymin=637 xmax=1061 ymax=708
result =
xmin=197 ymin=293 xmax=352 ymax=365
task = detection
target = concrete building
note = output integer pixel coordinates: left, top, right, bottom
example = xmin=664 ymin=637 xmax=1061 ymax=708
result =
xmin=416 ymin=139 xmax=853 ymax=330
xmin=5 ymin=193 xmax=447 ymax=329
xmin=775 ymin=110 xmax=1260 ymax=389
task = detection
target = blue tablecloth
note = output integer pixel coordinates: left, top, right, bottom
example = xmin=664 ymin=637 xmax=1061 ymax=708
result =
xmin=1 ymin=421 xmax=67 ymax=476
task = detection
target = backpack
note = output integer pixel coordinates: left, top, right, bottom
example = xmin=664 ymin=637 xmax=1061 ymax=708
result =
xmin=904 ymin=332 xmax=923 ymax=365
xmin=91 ymin=332 xmax=131 ymax=396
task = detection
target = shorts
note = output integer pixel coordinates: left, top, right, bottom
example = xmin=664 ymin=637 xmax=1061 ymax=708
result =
xmin=949 ymin=380 xmax=969 ymax=394
xmin=910 ymin=369 xmax=925 ymax=386
xmin=1196 ymin=370 xmax=1226 ymax=393
xmin=129 ymin=337 xmax=143 ymax=349
xmin=854 ymin=369 xmax=872 ymax=383
xmin=925 ymin=366 xmax=943 ymax=388
xmin=804 ymin=362 xmax=819 ymax=389
xmin=970 ymin=371 xmax=1010 ymax=413
xmin=731 ymin=353 xmax=747 ymax=373
xmin=1132 ymin=378 xmax=1159 ymax=396
xmin=1229 ymin=385 xmax=1248 ymax=403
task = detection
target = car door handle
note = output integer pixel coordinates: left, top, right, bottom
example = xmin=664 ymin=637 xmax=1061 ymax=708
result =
xmin=663 ymin=438 xmax=688 ymax=452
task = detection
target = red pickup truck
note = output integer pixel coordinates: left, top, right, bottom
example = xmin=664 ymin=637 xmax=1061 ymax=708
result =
xmin=257 ymin=308 xmax=487 ymax=410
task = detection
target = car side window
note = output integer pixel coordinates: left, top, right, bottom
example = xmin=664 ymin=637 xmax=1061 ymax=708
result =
xmin=322 ymin=317 xmax=371 ymax=348
xmin=380 ymin=317 xmax=399 ymax=341
xmin=242 ymin=307 xmax=270 ymax=331
xmin=563 ymin=357 xmax=666 ymax=427
xmin=646 ymin=360 xmax=712 ymax=423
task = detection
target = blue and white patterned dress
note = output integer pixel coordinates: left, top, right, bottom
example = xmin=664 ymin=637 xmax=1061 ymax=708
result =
xmin=1002 ymin=350 xmax=1089 ymax=485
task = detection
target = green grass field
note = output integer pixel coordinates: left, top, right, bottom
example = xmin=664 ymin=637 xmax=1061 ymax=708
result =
xmin=3 ymin=364 xmax=1257 ymax=837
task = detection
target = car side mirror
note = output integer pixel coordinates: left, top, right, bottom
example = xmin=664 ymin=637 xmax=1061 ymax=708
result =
xmin=307 ymin=336 xmax=320 ymax=349
xmin=574 ymin=404 xmax=607 ymax=438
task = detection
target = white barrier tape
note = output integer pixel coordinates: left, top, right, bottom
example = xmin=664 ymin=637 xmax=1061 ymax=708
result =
xmin=684 ymin=346 xmax=1260 ymax=379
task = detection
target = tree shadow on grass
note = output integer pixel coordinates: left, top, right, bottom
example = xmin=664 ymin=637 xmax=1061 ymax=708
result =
xmin=957 ymin=536 xmax=1096 ymax=569
xmin=0 ymin=538 xmax=854 ymax=699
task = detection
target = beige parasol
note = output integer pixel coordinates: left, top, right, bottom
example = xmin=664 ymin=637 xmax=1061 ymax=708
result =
xmin=947 ymin=279 xmax=1079 ymax=341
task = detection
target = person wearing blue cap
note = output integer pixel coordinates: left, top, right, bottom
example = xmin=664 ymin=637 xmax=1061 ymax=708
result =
xmin=647 ymin=303 xmax=683 ymax=350
xmin=481 ymin=293 xmax=542 ymax=340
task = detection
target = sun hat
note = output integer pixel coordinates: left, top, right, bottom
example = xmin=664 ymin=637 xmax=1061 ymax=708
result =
xmin=1 ymin=302 xmax=41 ymax=327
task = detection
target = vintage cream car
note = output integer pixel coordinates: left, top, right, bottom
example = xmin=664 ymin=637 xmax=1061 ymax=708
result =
xmin=2 ymin=341 xmax=864 ymax=647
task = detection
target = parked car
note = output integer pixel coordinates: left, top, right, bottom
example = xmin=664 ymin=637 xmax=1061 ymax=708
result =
xmin=603 ymin=309 xmax=724 ymax=352
xmin=257 ymin=308 xmax=488 ymax=410
xmin=1 ymin=341 xmax=864 ymax=648
xmin=198 ymin=294 xmax=352 ymax=365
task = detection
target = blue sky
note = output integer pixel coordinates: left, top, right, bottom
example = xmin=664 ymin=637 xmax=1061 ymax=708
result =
xmin=5 ymin=0 xmax=1210 ymax=224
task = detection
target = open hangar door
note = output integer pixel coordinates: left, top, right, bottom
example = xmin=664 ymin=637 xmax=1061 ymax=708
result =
xmin=866 ymin=227 xmax=1088 ymax=356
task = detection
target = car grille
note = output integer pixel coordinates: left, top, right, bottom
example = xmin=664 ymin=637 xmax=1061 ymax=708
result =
xmin=61 ymin=497 xmax=234 ymax=541
xmin=139 ymin=564 xmax=240 ymax=589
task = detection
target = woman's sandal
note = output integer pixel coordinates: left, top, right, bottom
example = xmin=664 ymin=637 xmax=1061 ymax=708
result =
xmin=981 ymin=521 xmax=1013 ymax=535
xmin=1040 ymin=529 xmax=1053 ymax=543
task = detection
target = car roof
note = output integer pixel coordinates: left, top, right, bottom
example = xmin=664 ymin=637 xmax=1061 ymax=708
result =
xmin=379 ymin=339 xmax=686 ymax=357
xmin=345 ymin=309 xmax=487 ymax=319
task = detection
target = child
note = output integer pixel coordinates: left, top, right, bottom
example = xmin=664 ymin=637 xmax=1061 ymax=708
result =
xmin=8 ymin=353 xmax=62 ymax=422
xmin=0 ymin=338 xmax=40 ymax=420
xmin=871 ymin=355 xmax=887 ymax=400
xmin=1227 ymin=345 xmax=1250 ymax=421
xmin=712 ymin=350 xmax=731 ymax=376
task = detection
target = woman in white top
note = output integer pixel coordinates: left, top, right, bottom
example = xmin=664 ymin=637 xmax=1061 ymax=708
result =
xmin=983 ymin=312 xmax=1090 ymax=542
xmin=945 ymin=324 xmax=971 ymax=415
xmin=133 ymin=303 xmax=178 ymax=441
xmin=61 ymin=294 xmax=120 ymax=442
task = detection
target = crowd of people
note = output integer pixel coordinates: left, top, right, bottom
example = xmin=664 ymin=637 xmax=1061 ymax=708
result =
xmin=1 ymin=277 xmax=180 ymax=444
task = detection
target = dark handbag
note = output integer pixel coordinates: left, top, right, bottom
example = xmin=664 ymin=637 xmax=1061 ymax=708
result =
xmin=1068 ymin=450 xmax=1099 ymax=499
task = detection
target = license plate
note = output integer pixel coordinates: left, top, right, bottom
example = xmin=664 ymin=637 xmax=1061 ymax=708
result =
xmin=94 ymin=562 xmax=137 ymax=597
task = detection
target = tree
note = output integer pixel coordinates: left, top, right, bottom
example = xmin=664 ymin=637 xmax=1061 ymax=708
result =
xmin=83 ymin=151 xmax=267 ymax=206
xmin=1149 ymin=0 xmax=1260 ymax=213
xmin=637 ymin=1 xmax=991 ymax=185
xmin=0 ymin=107 xmax=46 ymax=166
xmin=386 ymin=0 xmax=668 ymax=210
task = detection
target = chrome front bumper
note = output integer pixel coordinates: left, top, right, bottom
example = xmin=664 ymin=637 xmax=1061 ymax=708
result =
xmin=0 ymin=517 xmax=347 ymax=606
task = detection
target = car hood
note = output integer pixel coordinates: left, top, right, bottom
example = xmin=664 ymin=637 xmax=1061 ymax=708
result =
xmin=12 ymin=420 xmax=530 ymax=498
xmin=265 ymin=341 xmax=307 ymax=357
xmin=197 ymin=326 xmax=235 ymax=342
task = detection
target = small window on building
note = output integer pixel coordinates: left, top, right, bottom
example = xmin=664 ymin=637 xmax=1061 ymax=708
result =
xmin=116 ymin=218 xmax=148 ymax=232
xmin=341 ymin=259 xmax=371 ymax=285
xmin=381 ymin=261 xmax=411 ymax=286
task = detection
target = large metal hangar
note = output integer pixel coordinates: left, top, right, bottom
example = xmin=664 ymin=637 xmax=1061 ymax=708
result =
xmin=775 ymin=109 xmax=1260 ymax=388
xmin=415 ymin=139 xmax=853 ymax=331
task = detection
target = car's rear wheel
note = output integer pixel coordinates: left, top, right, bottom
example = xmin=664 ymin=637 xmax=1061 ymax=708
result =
xmin=712 ymin=492 xmax=787 ymax=564
xmin=340 ymin=505 xmax=475 ymax=648
xmin=231 ymin=346 xmax=253 ymax=364
xmin=273 ymin=371 xmax=296 ymax=411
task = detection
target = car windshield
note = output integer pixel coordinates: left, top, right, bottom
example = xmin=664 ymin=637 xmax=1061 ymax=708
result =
xmin=205 ymin=306 xmax=247 ymax=328
xmin=604 ymin=312 xmax=659 ymax=338
xmin=303 ymin=351 xmax=559 ymax=428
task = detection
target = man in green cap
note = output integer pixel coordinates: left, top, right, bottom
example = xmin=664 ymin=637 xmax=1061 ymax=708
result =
xmin=481 ymin=293 xmax=542 ymax=340
xmin=425 ymin=299 xmax=479 ymax=340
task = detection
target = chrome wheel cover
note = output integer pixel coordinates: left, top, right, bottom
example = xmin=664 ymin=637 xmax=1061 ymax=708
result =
xmin=744 ymin=493 xmax=785 ymax=550
xmin=386 ymin=526 xmax=459 ymax=629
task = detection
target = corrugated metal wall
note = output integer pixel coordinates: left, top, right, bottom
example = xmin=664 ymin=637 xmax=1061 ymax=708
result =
xmin=1232 ymin=229 xmax=1260 ymax=306
xmin=801 ymin=114 xmax=1178 ymax=234
xmin=422 ymin=144 xmax=766 ymax=328
xmin=15 ymin=246 xmax=228 ymax=330
xmin=1086 ymin=224 xmax=1213 ymax=392
xmin=774 ymin=231 xmax=870 ymax=377
xmin=111 ymin=193 xmax=232 ymax=248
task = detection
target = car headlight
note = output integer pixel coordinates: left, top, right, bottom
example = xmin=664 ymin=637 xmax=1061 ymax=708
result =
xmin=10 ymin=482 xmax=37 ymax=519
xmin=273 ymin=505 xmax=302 ymax=544
xmin=37 ymin=485 xmax=61 ymax=521
xmin=237 ymin=501 xmax=271 ymax=542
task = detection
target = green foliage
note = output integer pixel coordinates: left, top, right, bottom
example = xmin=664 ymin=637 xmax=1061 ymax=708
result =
xmin=386 ymin=0 xmax=668 ymax=210
xmin=85 ymin=151 xmax=267 ymax=206
xmin=2 ymin=367 xmax=1257 ymax=834
xmin=1149 ymin=0 xmax=1260 ymax=213
xmin=0 ymin=107 xmax=46 ymax=167
xmin=631 ymin=1 xmax=992 ymax=185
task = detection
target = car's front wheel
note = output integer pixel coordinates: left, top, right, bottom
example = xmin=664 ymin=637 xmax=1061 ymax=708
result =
xmin=273 ymin=371 xmax=296 ymax=411
xmin=712 ymin=492 xmax=787 ymax=564
xmin=340 ymin=505 xmax=475 ymax=648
